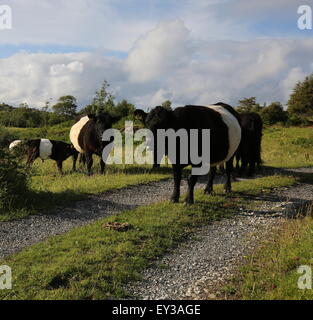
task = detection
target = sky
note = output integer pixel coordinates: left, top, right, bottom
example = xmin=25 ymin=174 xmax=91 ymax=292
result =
xmin=0 ymin=0 xmax=312 ymax=110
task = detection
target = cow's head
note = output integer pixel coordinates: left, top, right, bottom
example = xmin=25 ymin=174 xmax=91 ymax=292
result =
xmin=134 ymin=106 xmax=175 ymax=160
xmin=88 ymin=113 xmax=112 ymax=133
xmin=87 ymin=113 xmax=119 ymax=145
xmin=134 ymin=106 xmax=175 ymax=131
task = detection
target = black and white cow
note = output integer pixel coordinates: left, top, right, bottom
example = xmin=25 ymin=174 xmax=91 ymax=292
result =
xmin=236 ymin=112 xmax=263 ymax=176
xmin=134 ymin=103 xmax=241 ymax=204
xmin=25 ymin=139 xmax=78 ymax=174
xmin=70 ymin=113 xmax=117 ymax=175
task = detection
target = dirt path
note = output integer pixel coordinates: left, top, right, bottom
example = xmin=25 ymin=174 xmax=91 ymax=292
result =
xmin=124 ymin=168 xmax=313 ymax=300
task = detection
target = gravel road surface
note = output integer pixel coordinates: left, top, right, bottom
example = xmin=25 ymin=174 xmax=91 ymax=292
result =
xmin=124 ymin=168 xmax=313 ymax=299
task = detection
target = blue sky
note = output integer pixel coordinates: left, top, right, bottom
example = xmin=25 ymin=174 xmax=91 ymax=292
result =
xmin=0 ymin=0 xmax=312 ymax=109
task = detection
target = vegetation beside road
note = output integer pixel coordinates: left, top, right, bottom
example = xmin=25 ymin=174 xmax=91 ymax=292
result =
xmin=225 ymin=212 xmax=313 ymax=300
xmin=262 ymin=126 xmax=313 ymax=168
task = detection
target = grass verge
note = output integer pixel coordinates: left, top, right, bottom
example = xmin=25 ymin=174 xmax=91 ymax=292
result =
xmin=0 ymin=174 xmax=295 ymax=300
xmin=224 ymin=206 xmax=313 ymax=300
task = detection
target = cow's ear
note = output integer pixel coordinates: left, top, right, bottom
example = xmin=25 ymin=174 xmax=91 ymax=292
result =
xmin=134 ymin=109 xmax=148 ymax=123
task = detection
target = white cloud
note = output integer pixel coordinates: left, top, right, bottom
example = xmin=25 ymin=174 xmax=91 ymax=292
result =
xmin=0 ymin=20 xmax=313 ymax=110
xmin=281 ymin=67 xmax=306 ymax=101
xmin=126 ymin=20 xmax=193 ymax=83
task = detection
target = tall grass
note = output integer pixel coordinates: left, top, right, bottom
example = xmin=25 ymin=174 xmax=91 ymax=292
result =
xmin=262 ymin=126 xmax=313 ymax=168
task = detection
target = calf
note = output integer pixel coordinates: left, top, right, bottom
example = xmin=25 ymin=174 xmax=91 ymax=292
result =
xmin=237 ymin=112 xmax=263 ymax=176
xmin=25 ymin=139 xmax=78 ymax=174
xmin=134 ymin=103 xmax=241 ymax=204
xmin=70 ymin=113 xmax=118 ymax=175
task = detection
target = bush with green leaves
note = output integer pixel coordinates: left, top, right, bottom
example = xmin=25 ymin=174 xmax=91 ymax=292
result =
xmin=0 ymin=147 xmax=30 ymax=213
xmin=288 ymin=74 xmax=313 ymax=117
xmin=0 ymin=126 xmax=19 ymax=148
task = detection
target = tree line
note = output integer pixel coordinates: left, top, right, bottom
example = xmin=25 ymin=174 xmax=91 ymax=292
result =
xmin=0 ymin=81 xmax=136 ymax=128
xmin=1 ymin=74 xmax=313 ymax=128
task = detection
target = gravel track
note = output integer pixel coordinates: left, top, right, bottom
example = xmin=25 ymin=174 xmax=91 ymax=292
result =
xmin=125 ymin=168 xmax=313 ymax=300
xmin=0 ymin=176 xmax=216 ymax=259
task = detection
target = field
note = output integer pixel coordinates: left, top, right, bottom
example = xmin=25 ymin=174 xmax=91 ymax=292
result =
xmin=1 ymin=125 xmax=313 ymax=300
xmin=262 ymin=126 xmax=313 ymax=168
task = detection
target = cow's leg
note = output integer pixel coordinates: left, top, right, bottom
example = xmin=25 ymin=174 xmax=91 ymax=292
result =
xmin=235 ymin=154 xmax=241 ymax=171
xmin=71 ymin=153 xmax=78 ymax=172
xmin=247 ymin=159 xmax=255 ymax=177
xmin=171 ymin=165 xmax=182 ymax=203
xmin=56 ymin=160 xmax=63 ymax=175
xmin=100 ymin=157 xmax=105 ymax=174
xmin=204 ymin=166 xmax=216 ymax=194
xmin=224 ymin=158 xmax=233 ymax=193
xmin=185 ymin=173 xmax=198 ymax=205
xmin=85 ymin=153 xmax=93 ymax=176
xmin=152 ymin=148 xmax=161 ymax=170
xmin=79 ymin=153 xmax=86 ymax=166
xmin=239 ymin=157 xmax=247 ymax=176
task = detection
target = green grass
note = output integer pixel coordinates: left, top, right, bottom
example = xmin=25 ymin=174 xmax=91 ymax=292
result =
xmin=6 ymin=126 xmax=72 ymax=143
xmin=226 ymin=212 xmax=313 ymax=300
xmin=262 ymin=126 xmax=313 ymax=168
xmin=0 ymin=174 xmax=295 ymax=300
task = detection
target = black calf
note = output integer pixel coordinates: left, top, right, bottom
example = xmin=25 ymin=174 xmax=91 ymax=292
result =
xmin=25 ymin=139 xmax=78 ymax=174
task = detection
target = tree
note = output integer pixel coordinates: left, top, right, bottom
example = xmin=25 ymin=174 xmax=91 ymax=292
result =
xmin=288 ymin=74 xmax=313 ymax=117
xmin=52 ymin=95 xmax=77 ymax=118
xmin=91 ymin=80 xmax=115 ymax=116
xmin=237 ymin=97 xmax=262 ymax=113
xmin=79 ymin=104 xmax=93 ymax=115
xmin=115 ymin=99 xmax=135 ymax=118
xmin=161 ymin=100 xmax=172 ymax=110
xmin=260 ymin=102 xmax=287 ymax=125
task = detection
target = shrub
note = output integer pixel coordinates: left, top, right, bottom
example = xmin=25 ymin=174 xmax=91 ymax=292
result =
xmin=260 ymin=102 xmax=288 ymax=125
xmin=0 ymin=126 xmax=18 ymax=148
xmin=0 ymin=147 xmax=30 ymax=213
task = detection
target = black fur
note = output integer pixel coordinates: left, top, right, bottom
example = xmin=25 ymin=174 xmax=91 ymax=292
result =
xmin=236 ymin=112 xmax=263 ymax=176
